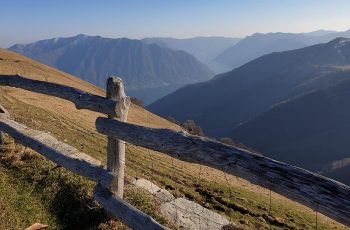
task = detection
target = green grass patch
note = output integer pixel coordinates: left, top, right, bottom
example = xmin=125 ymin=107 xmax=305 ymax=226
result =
xmin=0 ymin=166 xmax=57 ymax=229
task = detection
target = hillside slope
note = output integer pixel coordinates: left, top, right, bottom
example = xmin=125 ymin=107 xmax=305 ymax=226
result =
xmin=9 ymin=34 xmax=214 ymax=104
xmin=0 ymin=49 xmax=348 ymax=229
xmin=0 ymin=48 xmax=181 ymax=130
xmin=229 ymin=78 xmax=350 ymax=184
xmin=149 ymin=38 xmax=350 ymax=137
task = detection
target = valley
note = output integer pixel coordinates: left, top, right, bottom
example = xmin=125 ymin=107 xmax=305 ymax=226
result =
xmin=149 ymin=38 xmax=350 ymax=185
xmin=9 ymin=35 xmax=214 ymax=105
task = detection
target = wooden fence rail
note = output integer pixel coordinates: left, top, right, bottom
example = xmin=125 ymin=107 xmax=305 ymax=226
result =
xmin=0 ymin=75 xmax=119 ymax=116
xmin=1 ymin=74 xmax=350 ymax=228
xmin=0 ymin=75 xmax=167 ymax=230
xmin=0 ymin=115 xmax=113 ymax=188
xmin=95 ymin=117 xmax=350 ymax=226
xmin=0 ymin=114 xmax=167 ymax=230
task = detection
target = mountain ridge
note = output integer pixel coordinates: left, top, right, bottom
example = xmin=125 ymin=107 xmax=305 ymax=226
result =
xmin=9 ymin=34 xmax=214 ymax=104
xmin=214 ymin=29 xmax=350 ymax=70
xmin=149 ymin=38 xmax=350 ymax=136
xmin=229 ymin=78 xmax=350 ymax=185
xmin=142 ymin=36 xmax=240 ymax=73
xmin=148 ymin=37 xmax=350 ymax=185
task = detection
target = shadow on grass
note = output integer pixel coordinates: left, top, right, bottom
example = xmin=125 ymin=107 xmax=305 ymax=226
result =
xmin=0 ymin=138 xmax=122 ymax=230
xmin=48 ymin=178 xmax=108 ymax=229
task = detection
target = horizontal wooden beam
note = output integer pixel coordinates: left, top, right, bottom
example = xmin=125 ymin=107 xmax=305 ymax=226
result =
xmin=93 ymin=184 xmax=169 ymax=230
xmin=0 ymin=116 xmax=115 ymax=189
xmin=95 ymin=117 xmax=350 ymax=227
xmin=0 ymin=115 xmax=168 ymax=229
xmin=0 ymin=75 xmax=119 ymax=116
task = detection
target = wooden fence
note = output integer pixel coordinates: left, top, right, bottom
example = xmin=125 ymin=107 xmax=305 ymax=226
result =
xmin=0 ymin=74 xmax=350 ymax=229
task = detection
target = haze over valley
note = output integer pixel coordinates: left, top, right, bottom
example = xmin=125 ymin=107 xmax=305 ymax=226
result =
xmin=8 ymin=30 xmax=350 ymax=185
xmin=9 ymin=35 xmax=214 ymax=104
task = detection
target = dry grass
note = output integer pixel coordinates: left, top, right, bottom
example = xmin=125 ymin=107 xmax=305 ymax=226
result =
xmin=0 ymin=48 xmax=181 ymax=131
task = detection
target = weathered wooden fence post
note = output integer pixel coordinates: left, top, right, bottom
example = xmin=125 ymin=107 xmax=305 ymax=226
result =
xmin=0 ymin=105 xmax=9 ymax=145
xmin=0 ymin=130 xmax=4 ymax=145
xmin=106 ymin=77 xmax=131 ymax=198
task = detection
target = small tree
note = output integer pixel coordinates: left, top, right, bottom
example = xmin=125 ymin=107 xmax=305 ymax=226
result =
xmin=165 ymin=117 xmax=205 ymax=136
xmin=182 ymin=119 xmax=204 ymax=136
xmin=220 ymin=137 xmax=235 ymax=146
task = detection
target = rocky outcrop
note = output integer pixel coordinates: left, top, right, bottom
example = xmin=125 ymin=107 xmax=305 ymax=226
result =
xmin=131 ymin=178 xmax=233 ymax=230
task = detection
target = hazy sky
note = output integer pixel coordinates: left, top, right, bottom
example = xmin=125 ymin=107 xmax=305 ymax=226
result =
xmin=1 ymin=0 xmax=350 ymax=47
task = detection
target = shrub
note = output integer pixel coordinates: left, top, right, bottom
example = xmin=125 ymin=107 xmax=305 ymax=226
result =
xmin=220 ymin=137 xmax=235 ymax=146
xmin=166 ymin=117 xmax=205 ymax=136
xmin=130 ymin=97 xmax=144 ymax=107
xmin=182 ymin=119 xmax=204 ymax=136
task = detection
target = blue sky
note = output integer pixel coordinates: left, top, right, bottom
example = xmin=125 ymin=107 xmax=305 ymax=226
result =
xmin=1 ymin=0 xmax=350 ymax=47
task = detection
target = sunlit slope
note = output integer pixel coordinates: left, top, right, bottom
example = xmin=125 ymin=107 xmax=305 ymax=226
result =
xmin=0 ymin=48 xmax=181 ymax=131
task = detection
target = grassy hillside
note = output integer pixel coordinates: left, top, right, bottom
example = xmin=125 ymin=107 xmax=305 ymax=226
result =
xmin=0 ymin=48 xmax=348 ymax=229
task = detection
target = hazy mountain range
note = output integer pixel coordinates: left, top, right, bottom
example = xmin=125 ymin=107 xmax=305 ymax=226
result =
xmin=9 ymin=34 xmax=214 ymax=104
xmin=148 ymin=38 xmax=350 ymax=184
xmin=9 ymin=30 xmax=350 ymax=105
xmin=142 ymin=37 xmax=240 ymax=73
xmin=149 ymin=38 xmax=350 ymax=135
xmin=142 ymin=30 xmax=350 ymax=74
xmin=214 ymin=29 xmax=350 ymax=70
xmin=6 ymin=31 xmax=350 ymax=185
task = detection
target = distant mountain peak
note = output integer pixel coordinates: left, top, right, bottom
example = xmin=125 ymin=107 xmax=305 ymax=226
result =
xmin=326 ymin=37 xmax=350 ymax=54
xmin=214 ymin=30 xmax=350 ymax=70
xmin=304 ymin=29 xmax=337 ymax=37
xmin=328 ymin=37 xmax=350 ymax=44
xmin=75 ymin=34 xmax=87 ymax=38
